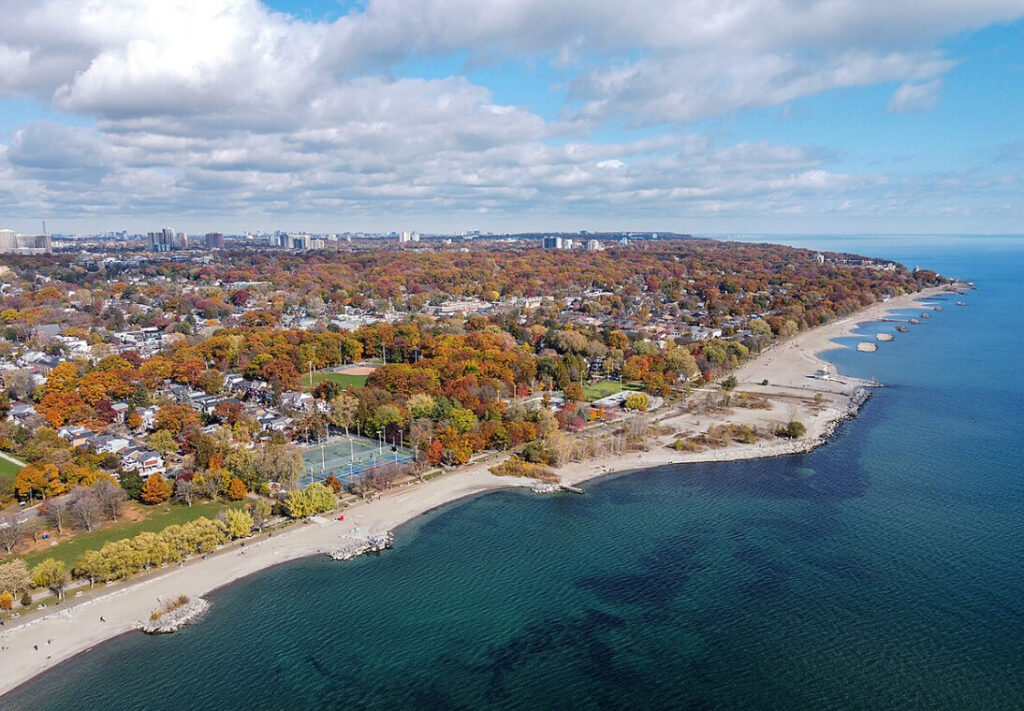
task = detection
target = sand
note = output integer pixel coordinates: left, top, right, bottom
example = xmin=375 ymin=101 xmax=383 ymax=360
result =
xmin=0 ymin=285 xmax=948 ymax=699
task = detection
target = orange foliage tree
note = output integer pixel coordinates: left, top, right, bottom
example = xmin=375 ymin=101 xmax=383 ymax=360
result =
xmin=140 ymin=473 xmax=171 ymax=504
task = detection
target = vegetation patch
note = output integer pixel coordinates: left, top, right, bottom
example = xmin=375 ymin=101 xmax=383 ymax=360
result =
xmin=490 ymin=457 xmax=558 ymax=482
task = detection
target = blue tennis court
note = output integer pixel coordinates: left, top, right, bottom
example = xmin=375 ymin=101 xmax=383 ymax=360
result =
xmin=300 ymin=435 xmax=416 ymax=485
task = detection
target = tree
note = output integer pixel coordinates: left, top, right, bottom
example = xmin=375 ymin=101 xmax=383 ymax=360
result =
xmin=31 ymin=558 xmax=68 ymax=601
xmin=126 ymin=411 xmax=144 ymax=430
xmin=198 ymin=368 xmax=225 ymax=395
xmin=74 ymin=550 xmax=110 ymax=586
xmin=15 ymin=462 xmax=63 ymax=502
xmin=407 ymin=393 xmax=436 ymax=420
xmin=327 ymin=392 xmax=359 ymax=433
xmin=227 ymin=477 xmax=247 ymax=501
xmin=149 ymin=429 xmax=178 ymax=456
xmin=140 ymin=473 xmax=171 ymax=504
xmin=223 ymin=508 xmax=253 ymax=539
xmin=0 ymin=590 xmax=12 ymax=610
xmin=448 ymin=407 xmax=478 ymax=434
xmin=174 ymin=477 xmax=197 ymax=507
xmin=154 ymin=403 xmax=200 ymax=437
xmin=323 ymin=473 xmax=342 ymax=495
xmin=781 ymin=421 xmax=807 ymax=439
xmin=284 ymin=482 xmax=335 ymax=518
xmin=564 ymin=382 xmax=585 ymax=402
xmin=92 ymin=478 xmax=127 ymax=521
xmin=120 ymin=470 xmax=144 ymax=500
xmin=41 ymin=496 xmax=73 ymax=535
xmin=0 ymin=559 xmax=30 ymax=595
xmin=131 ymin=531 xmax=173 ymax=570
xmin=250 ymin=498 xmax=272 ymax=531
xmin=69 ymin=486 xmax=103 ymax=531
xmin=0 ymin=514 xmax=26 ymax=554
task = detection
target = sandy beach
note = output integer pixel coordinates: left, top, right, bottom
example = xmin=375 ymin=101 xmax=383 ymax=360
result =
xmin=0 ymin=285 xmax=950 ymax=699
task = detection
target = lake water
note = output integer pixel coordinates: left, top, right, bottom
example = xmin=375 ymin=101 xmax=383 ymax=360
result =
xmin=5 ymin=236 xmax=1023 ymax=710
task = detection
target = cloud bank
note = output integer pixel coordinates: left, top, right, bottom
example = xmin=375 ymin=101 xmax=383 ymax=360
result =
xmin=0 ymin=0 xmax=1022 ymax=230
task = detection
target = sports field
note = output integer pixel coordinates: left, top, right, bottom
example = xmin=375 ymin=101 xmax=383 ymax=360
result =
xmin=300 ymin=372 xmax=369 ymax=389
xmin=300 ymin=435 xmax=415 ymax=485
xmin=301 ymin=364 xmax=376 ymax=390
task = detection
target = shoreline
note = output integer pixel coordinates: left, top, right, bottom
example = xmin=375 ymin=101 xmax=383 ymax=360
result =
xmin=0 ymin=284 xmax=952 ymax=699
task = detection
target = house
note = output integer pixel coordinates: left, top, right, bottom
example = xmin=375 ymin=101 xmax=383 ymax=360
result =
xmin=121 ymin=448 xmax=165 ymax=476
xmin=279 ymin=391 xmax=314 ymax=411
xmin=8 ymin=402 xmax=36 ymax=422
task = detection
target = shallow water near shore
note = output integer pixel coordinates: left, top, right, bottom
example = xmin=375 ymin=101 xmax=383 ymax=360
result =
xmin=5 ymin=236 xmax=1024 ymax=710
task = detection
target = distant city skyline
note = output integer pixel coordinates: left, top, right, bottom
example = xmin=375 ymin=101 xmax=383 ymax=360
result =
xmin=1 ymin=1 xmax=1023 ymax=235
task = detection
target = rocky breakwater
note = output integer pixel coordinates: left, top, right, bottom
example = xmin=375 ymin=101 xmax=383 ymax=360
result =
xmin=328 ymin=532 xmax=394 ymax=561
xmin=530 ymin=481 xmax=584 ymax=495
xmin=140 ymin=597 xmax=210 ymax=634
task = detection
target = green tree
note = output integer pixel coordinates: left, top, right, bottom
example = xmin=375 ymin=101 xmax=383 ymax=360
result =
xmin=31 ymin=558 xmax=68 ymax=601
xmin=149 ymin=429 xmax=178 ymax=456
xmin=250 ymin=498 xmax=273 ymax=531
xmin=119 ymin=470 xmax=144 ymax=500
xmin=449 ymin=407 xmax=478 ymax=434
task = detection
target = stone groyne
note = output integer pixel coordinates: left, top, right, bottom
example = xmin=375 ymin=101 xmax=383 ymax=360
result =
xmin=140 ymin=598 xmax=210 ymax=634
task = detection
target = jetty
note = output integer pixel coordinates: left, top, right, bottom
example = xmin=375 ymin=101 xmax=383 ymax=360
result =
xmin=530 ymin=481 xmax=584 ymax=494
xmin=140 ymin=597 xmax=210 ymax=634
xmin=328 ymin=532 xmax=394 ymax=561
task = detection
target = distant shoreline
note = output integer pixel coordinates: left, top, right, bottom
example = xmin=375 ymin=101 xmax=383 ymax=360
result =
xmin=0 ymin=284 xmax=953 ymax=700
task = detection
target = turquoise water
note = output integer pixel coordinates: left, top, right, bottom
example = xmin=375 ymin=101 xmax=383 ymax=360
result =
xmin=5 ymin=236 xmax=1024 ymax=710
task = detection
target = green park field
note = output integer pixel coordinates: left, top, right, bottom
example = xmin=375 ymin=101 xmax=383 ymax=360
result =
xmin=301 ymin=371 xmax=369 ymax=390
xmin=15 ymin=500 xmax=242 ymax=570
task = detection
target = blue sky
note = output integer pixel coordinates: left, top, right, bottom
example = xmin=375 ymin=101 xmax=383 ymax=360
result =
xmin=0 ymin=1 xmax=1022 ymax=235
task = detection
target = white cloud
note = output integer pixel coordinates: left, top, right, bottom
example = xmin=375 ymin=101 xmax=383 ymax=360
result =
xmin=888 ymin=79 xmax=943 ymax=113
xmin=0 ymin=0 xmax=1022 ymax=229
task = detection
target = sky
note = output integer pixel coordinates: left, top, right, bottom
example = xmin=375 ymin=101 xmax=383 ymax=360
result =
xmin=0 ymin=0 xmax=1022 ymax=236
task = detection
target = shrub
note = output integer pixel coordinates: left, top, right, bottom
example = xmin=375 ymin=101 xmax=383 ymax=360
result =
xmin=777 ymin=421 xmax=807 ymax=439
xmin=490 ymin=457 xmax=557 ymax=482
xmin=623 ymin=392 xmax=650 ymax=411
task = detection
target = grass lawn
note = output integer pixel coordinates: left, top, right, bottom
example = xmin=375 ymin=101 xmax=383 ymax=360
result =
xmin=301 ymin=371 xmax=369 ymax=390
xmin=582 ymin=380 xmax=643 ymax=401
xmin=0 ymin=455 xmax=23 ymax=486
xmin=15 ymin=500 xmax=241 ymax=570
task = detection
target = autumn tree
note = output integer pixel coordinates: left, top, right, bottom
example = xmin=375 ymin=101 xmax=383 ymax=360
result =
xmin=323 ymin=473 xmax=343 ymax=495
xmin=222 ymin=508 xmax=254 ymax=539
xmin=15 ymin=462 xmax=63 ymax=502
xmin=154 ymin=403 xmax=200 ymax=437
xmin=226 ymin=476 xmax=248 ymax=501
xmin=140 ymin=473 xmax=171 ymax=504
